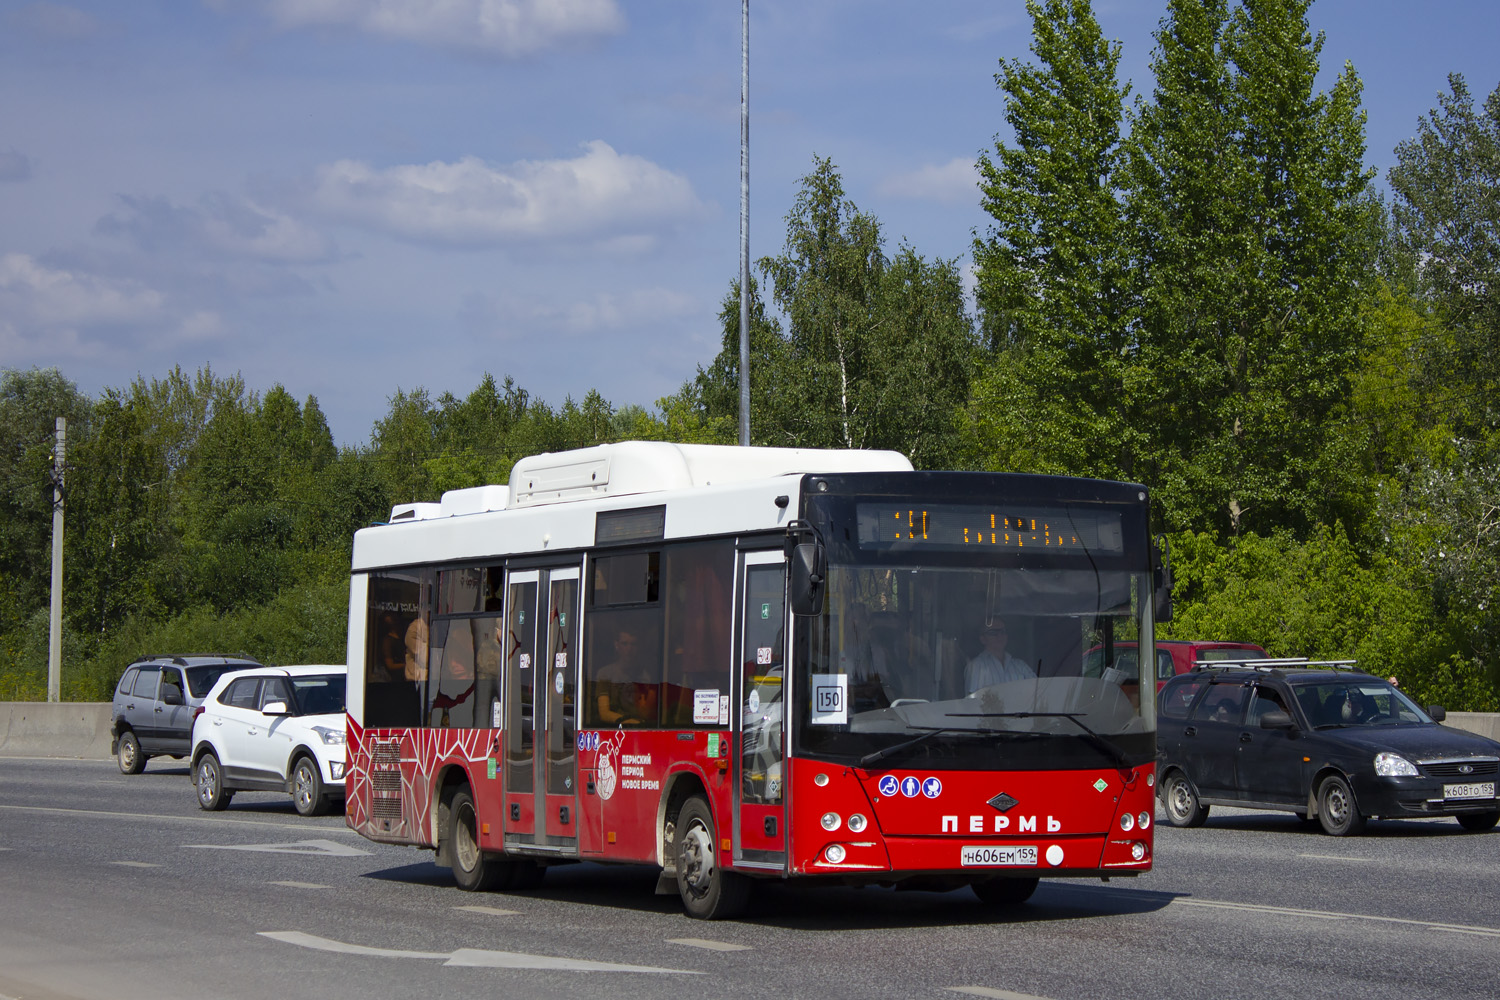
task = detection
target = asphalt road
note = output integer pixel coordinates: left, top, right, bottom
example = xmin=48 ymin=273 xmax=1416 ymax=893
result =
xmin=2 ymin=757 xmax=1497 ymax=1000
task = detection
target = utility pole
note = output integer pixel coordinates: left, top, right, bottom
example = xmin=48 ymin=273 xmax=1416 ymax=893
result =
xmin=737 ymin=0 xmax=751 ymax=447
xmin=48 ymin=417 xmax=65 ymax=703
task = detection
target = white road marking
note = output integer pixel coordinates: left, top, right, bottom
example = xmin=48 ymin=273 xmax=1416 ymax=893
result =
xmin=261 ymin=931 xmax=700 ymax=973
xmin=268 ymin=881 xmax=331 ymax=889
xmin=110 ymin=861 xmax=161 ymax=868
xmin=947 ymin=988 xmax=1055 ymax=1000
xmin=1173 ymin=897 xmax=1500 ymax=935
xmin=0 ymin=803 xmax=365 ymax=835
xmin=186 ymin=838 xmax=371 ymax=857
xmin=453 ymin=905 xmax=520 ymax=916
xmin=1296 ymin=853 xmax=1379 ymax=862
xmin=667 ymin=937 xmax=752 ymax=952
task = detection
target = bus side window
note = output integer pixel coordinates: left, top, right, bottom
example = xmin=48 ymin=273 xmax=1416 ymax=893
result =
xmin=585 ymin=552 xmax=663 ymax=729
xmin=661 ymin=541 xmax=733 ymax=727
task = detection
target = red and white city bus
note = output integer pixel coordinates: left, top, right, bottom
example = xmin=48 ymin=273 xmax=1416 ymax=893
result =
xmin=344 ymin=442 xmax=1161 ymax=918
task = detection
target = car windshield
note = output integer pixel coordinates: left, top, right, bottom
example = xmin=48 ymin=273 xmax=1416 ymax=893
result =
xmin=1293 ymin=678 xmax=1431 ymax=728
xmin=291 ymin=675 xmax=346 ymax=716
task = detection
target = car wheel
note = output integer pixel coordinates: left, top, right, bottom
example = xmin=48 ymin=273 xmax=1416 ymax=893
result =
xmin=674 ymin=796 xmax=751 ymax=920
xmin=448 ymin=789 xmax=508 ymax=891
xmin=972 ymin=876 xmax=1039 ymax=905
xmin=1456 ymin=810 xmax=1500 ymax=832
xmin=291 ymin=756 xmax=330 ymax=817
xmin=116 ymin=731 xmax=147 ymax=775
xmin=1316 ymin=774 xmax=1365 ymax=836
xmin=1162 ymin=771 xmax=1209 ymax=828
xmin=195 ymin=753 xmax=233 ymax=811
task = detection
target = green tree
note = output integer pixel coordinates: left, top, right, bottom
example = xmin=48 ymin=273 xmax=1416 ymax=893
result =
xmin=1125 ymin=0 xmax=1376 ymax=535
xmin=969 ymin=0 xmax=1134 ymax=479
xmin=699 ymin=158 xmax=974 ymax=467
xmin=1387 ymin=74 xmax=1500 ymax=440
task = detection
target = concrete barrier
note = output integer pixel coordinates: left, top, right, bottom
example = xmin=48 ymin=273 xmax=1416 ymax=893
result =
xmin=0 ymin=702 xmax=114 ymax=759
xmin=0 ymin=701 xmax=1497 ymax=760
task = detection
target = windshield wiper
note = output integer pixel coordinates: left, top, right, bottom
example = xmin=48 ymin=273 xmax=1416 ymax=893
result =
xmin=946 ymin=710 xmax=1135 ymax=770
xmin=857 ymin=727 xmax=1031 ymax=770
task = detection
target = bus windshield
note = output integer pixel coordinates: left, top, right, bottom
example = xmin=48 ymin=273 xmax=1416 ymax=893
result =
xmin=796 ymin=561 xmax=1156 ymax=770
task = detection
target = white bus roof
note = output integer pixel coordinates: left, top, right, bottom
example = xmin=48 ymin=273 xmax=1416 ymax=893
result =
xmin=361 ymin=442 xmax=911 ymax=570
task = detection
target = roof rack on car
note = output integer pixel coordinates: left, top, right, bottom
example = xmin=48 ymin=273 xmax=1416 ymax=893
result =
xmin=1191 ymin=657 xmax=1359 ymax=672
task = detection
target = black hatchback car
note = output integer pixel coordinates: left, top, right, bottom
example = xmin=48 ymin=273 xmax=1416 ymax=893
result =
xmin=1157 ymin=663 xmax=1500 ymax=836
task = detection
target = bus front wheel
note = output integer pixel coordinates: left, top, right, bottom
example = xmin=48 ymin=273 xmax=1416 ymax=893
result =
xmin=674 ymin=796 xmax=750 ymax=920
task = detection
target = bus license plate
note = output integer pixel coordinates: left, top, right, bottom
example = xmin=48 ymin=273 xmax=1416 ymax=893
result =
xmin=1444 ymin=782 xmax=1495 ymax=800
xmin=961 ymin=845 xmax=1038 ymax=867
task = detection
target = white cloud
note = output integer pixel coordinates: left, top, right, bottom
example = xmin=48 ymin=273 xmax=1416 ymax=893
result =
xmin=263 ymin=0 xmax=623 ymax=56
xmin=462 ymin=285 xmax=695 ymax=338
xmin=0 ymin=253 xmax=164 ymax=328
xmin=877 ymin=157 xmax=980 ymax=205
xmin=307 ymin=141 xmax=704 ymax=246
xmin=96 ymin=193 xmax=336 ymax=263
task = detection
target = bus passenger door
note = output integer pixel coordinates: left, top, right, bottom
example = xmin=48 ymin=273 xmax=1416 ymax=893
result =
xmin=540 ymin=568 xmax=580 ymax=848
xmin=503 ymin=572 xmax=539 ymax=844
xmin=734 ymin=551 xmax=788 ymax=869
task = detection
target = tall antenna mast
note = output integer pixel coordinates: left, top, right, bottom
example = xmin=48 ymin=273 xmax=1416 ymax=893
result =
xmin=737 ymin=0 xmax=751 ymax=447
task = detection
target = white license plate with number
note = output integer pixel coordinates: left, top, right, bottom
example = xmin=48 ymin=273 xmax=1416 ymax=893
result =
xmin=961 ymin=845 xmax=1038 ymax=867
xmin=1443 ymin=781 xmax=1495 ymax=800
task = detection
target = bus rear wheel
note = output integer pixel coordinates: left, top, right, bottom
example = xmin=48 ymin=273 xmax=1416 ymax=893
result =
xmin=674 ymin=796 xmax=750 ymax=920
xmin=448 ymin=789 xmax=510 ymax=892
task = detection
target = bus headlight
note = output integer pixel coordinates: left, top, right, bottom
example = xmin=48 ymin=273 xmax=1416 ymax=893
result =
xmin=1120 ymin=812 xmax=1135 ymax=832
xmin=821 ymin=812 xmax=842 ymax=831
xmin=1131 ymin=841 xmax=1148 ymax=861
xmin=1137 ymin=811 xmax=1151 ymax=830
xmin=847 ymin=813 xmax=868 ymax=833
xmin=824 ymin=844 xmax=846 ymax=864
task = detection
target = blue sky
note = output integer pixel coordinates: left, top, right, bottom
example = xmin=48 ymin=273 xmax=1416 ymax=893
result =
xmin=2 ymin=0 xmax=1497 ymax=446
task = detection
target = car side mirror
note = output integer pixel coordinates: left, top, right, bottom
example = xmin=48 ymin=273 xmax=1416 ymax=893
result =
xmin=261 ymin=701 xmax=289 ymax=716
xmin=1259 ymin=710 xmax=1295 ymax=730
xmin=789 ymin=541 xmax=826 ymax=617
xmin=162 ymin=687 xmax=185 ymax=707
xmin=1427 ymin=705 xmax=1446 ymax=722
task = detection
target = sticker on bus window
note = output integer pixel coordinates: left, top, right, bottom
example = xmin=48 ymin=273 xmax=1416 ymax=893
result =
xmin=491 ymin=701 xmax=502 ymax=728
xmin=757 ymin=647 xmax=773 ymax=665
xmin=519 ymin=653 xmax=530 ymax=670
xmin=810 ymin=674 xmax=848 ymax=725
xmin=718 ymin=695 xmax=730 ymax=726
xmin=694 ymin=689 xmax=720 ymax=725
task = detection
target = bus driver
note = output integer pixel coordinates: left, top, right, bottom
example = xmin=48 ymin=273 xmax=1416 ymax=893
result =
xmin=965 ymin=618 xmax=1035 ymax=693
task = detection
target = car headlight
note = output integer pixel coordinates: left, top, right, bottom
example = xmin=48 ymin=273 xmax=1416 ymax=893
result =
xmin=1374 ymin=752 xmax=1418 ymax=777
xmin=312 ymin=726 xmax=346 ymax=746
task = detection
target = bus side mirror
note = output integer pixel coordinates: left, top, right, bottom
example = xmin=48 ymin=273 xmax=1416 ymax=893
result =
xmin=789 ymin=542 xmax=825 ymax=617
xmin=1153 ymin=535 xmax=1174 ymax=624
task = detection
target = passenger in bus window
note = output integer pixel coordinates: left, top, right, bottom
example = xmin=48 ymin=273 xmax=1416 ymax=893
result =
xmin=965 ymin=617 xmax=1034 ymax=693
xmin=377 ymin=613 xmax=406 ymax=681
xmin=404 ymin=617 xmax=429 ymax=682
xmin=596 ymin=628 xmax=655 ymax=726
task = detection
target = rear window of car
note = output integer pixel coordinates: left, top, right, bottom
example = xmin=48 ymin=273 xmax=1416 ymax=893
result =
xmin=117 ymin=667 xmax=138 ymax=695
xmin=222 ymin=677 xmax=262 ymax=708
xmin=1160 ymin=677 xmax=1208 ymax=719
xmin=131 ymin=667 xmax=160 ymax=699
xmin=1197 ymin=647 xmax=1267 ymax=661
xmin=1191 ymin=683 xmax=1249 ymax=723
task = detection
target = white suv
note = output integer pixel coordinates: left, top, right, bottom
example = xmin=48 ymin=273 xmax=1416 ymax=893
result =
xmin=191 ymin=664 xmax=348 ymax=816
